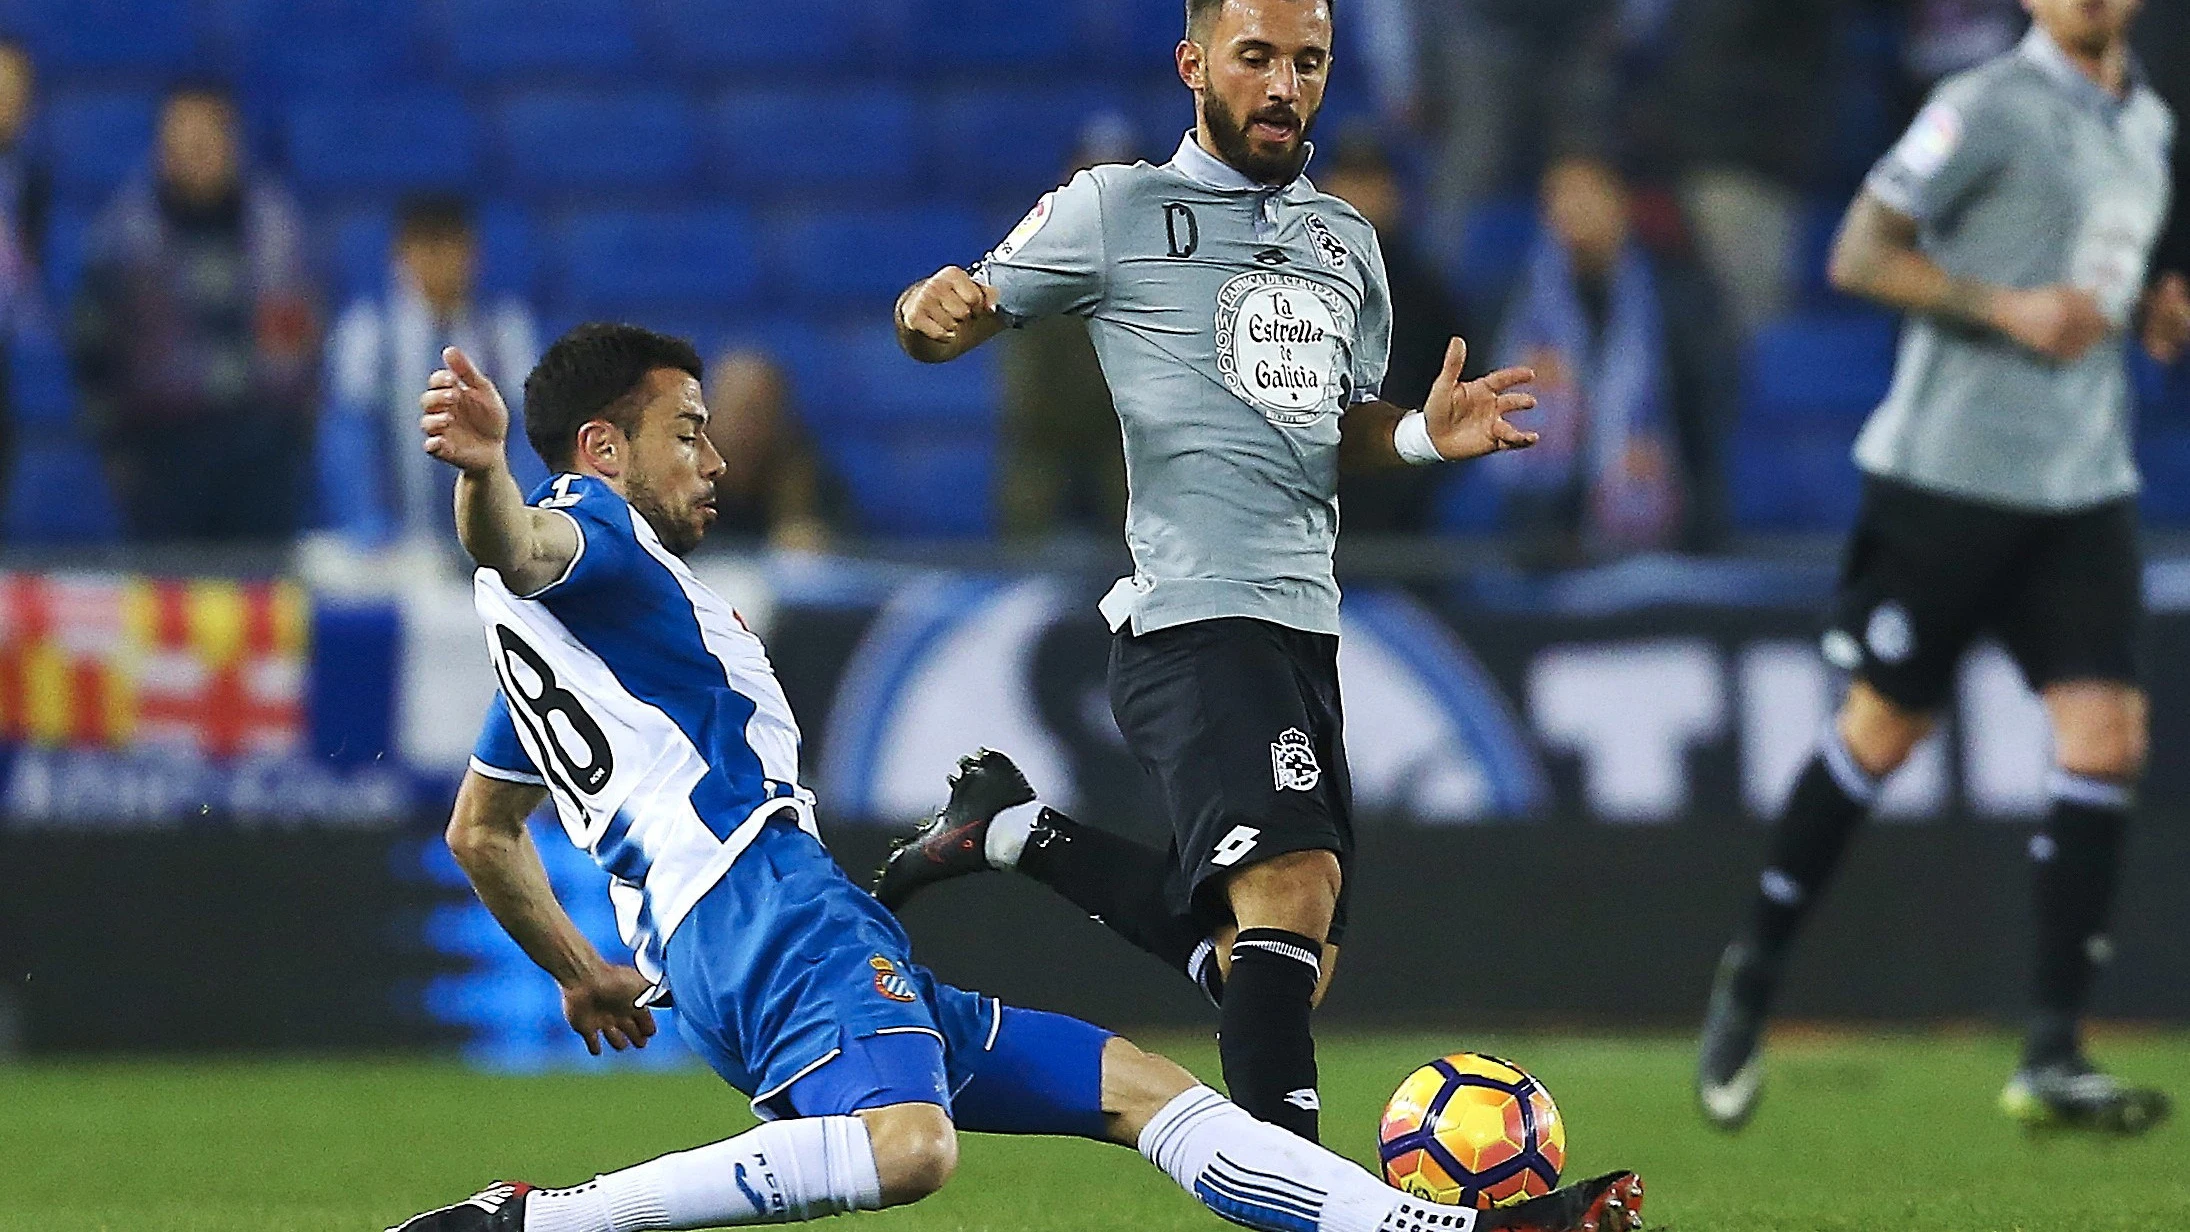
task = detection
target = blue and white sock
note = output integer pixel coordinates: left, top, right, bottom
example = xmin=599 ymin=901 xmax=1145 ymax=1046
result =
xmin=524 ymin=1116 xmax=881 ymax=1231
xmin=1138 ymin=1086 xmax=1478 ymax=1232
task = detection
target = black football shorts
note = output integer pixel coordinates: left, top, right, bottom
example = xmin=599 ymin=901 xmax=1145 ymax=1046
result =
xmin=1107 ymin=616 xmax=1355 ymax=945
xmin=1826 ymin=476 xmax=2143 ymax=713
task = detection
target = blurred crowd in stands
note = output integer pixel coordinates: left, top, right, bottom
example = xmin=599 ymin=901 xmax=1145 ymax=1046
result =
xmin=0 ymin=0 xmax=2183 ymax=568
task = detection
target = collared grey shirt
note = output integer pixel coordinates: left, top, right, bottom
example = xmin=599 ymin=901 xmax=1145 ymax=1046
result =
xmin=1854 ymin=26 xmax=2175 ymax=512
xmin=976 ymin=134 xmax=1393 ymax=636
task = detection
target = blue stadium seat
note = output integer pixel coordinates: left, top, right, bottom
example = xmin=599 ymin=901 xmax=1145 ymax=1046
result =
xmin=2138 ymin=432 xmax=2190 ymax=527
xmin=496 ymin=91 xmax=701 ymax=198
xmin=476 ymin=201 xmax=543 ymax=301
xmin=653 ymin=0 xmax=869 ymax=74
xmin=329 ymin=207 xmax=394 ymax=300
xmin=437 ymin=0 xmax=641 ymax=80
xmin=1730 ymin=433 xmax=1863 ymax=532
xmin=827 ymin=432 xmax=996 ymax=539
xmin=4 ymin=327 xmax=77 ymax=430
xmin=768 ymin=206 xmax=988 ymax=310
xmin=925 ymin=88 xmax=1124 ymax=198
xmin=40 ymin=209 xmax=92 ymax=307
xmin=1432 ymin=469 xmax=1506 ymax=534
xmin=556 ymin=206 xmax=759 ymax=316
xmin=220 ymin=0 xmax=425 ymax=97
xmin=899 ymin=0 xmax=1079 ymax=70
xmin=46 ymin=90 xmax=158 ymax=206
xmin=1455 ymin=197 xmax=1539 ymax=313
xmin=1095 ymin=0 xmax=1193 ymax=64
xmin=285 ymin=94 xmax=479 ymax=197
xmin=1742 ymin=312 xmax=1897 ymax=427
xmin=15 ymin=0 xmax=202 ymax=75
xmin=712 ymin=87 xmax=917 ymax=196
xmin=810 ymin=323 xmax=998 ymax=428
xmin=6 ymin=440 xmax=122 ymax=544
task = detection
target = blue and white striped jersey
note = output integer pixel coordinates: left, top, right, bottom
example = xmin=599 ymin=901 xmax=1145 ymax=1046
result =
xmin=468 ymin=473 xmax=817 ymax=990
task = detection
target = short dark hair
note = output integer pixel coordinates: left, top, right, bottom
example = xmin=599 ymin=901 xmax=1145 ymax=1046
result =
xmin=396 ymin=193 xmax=473 ymax=244
xmin=1186 ymin=0 xmax=1331 ymax=42
xmin=523 ymin=323 xmax=705 ymax=471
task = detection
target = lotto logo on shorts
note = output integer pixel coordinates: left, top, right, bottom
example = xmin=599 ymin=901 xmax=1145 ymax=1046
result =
xmin=1271 ymin=728 xmax=1322 ymax=792
xmin=870 ymin=955 xmax=918 ymax=1003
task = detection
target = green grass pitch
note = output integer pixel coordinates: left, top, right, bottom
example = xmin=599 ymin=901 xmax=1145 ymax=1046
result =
xmin=7 ymin=1031 xmax=2186 ymax=1231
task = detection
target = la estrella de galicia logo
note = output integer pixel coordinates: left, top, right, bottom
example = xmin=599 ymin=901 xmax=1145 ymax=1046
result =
xmin=1214 ymin=270 xmax=1354 ymax=427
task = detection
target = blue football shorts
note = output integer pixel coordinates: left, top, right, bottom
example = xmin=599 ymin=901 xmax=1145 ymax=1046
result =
xmin=665 ymin=813 xmax=1111 ymax=1137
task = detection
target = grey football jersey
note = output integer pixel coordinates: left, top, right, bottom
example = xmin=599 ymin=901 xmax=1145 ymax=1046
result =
xmin=976 ymin=135 xmax=1393 ymax=636
xmin=1854 ymin=27 xmax=2175 ymax=511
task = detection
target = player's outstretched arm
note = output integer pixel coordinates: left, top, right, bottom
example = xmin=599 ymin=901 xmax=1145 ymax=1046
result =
xmin=1830 ymin=191 xmax=2109 ymax=363
xmin=895 ymin=267 xmax=1009 ymax=364
xmin=446 ymin=770 xmax=657 ymax=1055
xmin=1341 ymin=337 xmax=1538 ymax=472
xmin=420 ymin=346 xmax=579 ymax=595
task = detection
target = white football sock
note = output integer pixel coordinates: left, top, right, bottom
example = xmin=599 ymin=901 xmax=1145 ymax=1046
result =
xmin=984 ymin=801 xmax=1044 ymax=869
xmin=524 ymin=1116 xmax=882 ymax=1231
xmin=1137 ymin=1086 xmax=1478 ymax=1232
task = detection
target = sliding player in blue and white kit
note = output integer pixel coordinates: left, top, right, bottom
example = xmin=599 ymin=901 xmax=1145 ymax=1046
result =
xmin=387 ymin=325 xmax=1643 ymax=1232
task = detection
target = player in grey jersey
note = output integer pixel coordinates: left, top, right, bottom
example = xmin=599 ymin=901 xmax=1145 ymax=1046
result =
xmin=1697 ymin=0 xmax=2190 ymax=1136
xmin=877 ymin=0 xmax=1540 ymax=1145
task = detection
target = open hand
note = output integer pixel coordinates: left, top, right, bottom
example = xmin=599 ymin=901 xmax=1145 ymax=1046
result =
xmin=420 ymin=346 xmax=513 ymax=474
xmin=561 ymin=964 xmax=658 ymax=1056
xmin=2143 ymin=273 xmax=2190 ymax=365
xmin=1423 ymin=338 xmax=1538 ymax=460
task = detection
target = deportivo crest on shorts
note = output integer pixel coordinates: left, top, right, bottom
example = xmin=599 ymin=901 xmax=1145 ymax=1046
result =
xmin=1304 ymin=215 xmax=1351 ymax=271
xmin=870 ymin=955 xmax=918 ymax=1003
xmin=1272 ymin=728 xmax=1322 ymax=792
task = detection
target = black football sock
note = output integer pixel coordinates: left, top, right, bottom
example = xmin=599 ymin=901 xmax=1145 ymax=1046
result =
xmin=1017 ymin=808 xmax=1212 ymax=983
xmin=2025 ymin=772 xmax=2132 ymax=1069
xmin=1744 ymin=735 xmax=1877 ymax=986
xmin=1221 ymin=927 xmax=1323 ymax=1142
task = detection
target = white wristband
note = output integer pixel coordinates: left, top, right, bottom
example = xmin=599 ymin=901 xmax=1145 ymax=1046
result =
xmin=1393 ymin=410 xmax=1446 ymax=466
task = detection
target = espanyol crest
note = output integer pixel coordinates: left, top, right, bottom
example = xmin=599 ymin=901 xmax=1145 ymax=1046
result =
xmin=870 ymin=955 xmax=918 ymax=1003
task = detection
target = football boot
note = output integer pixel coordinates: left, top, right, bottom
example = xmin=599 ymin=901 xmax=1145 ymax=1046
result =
xmin=872 ymin=748 xmax=1035 ymax=911
xmin=385 ymin=1181 xmax=532 ymax=1232
xmin=2001 ymin=1058 xmax=2172 ymax=1135
xmin=1696 ymin=940 xmax=1772 ymax=1131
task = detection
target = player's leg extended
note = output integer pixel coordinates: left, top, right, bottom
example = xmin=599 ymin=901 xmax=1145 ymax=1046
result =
xmin=871 ymin=747 xmax=1217 ymax=995
xmin=1999 ymin=680 xmax=2169 ymax=1132
xmin=1994 ymin=500 xmax=2168 ymax=1132
xmin=1103 ymin=1035 xmax=1644 ymax=1232
xmin=946 ymin=1003 xmax=1641 ymax=1232
xmin=1698 ymin=681 xmax=1928 ymax=1129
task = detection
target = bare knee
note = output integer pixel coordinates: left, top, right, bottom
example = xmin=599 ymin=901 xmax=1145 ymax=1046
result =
xmin=1838 ymin=681 xmax=1934 ymax=778
xmin=1098 ymin=1035 xmax=1201 ymax=1146
xmin=856 ymin=1103 xmax=958 ymax=1207
xmin=1222 ymin=848 xmax=1341 ymax=940
xmin=2045 ymin=683 xmax=2147 ymax=780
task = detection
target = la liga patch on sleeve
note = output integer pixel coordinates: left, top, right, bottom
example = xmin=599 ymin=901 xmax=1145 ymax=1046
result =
xmin=1892 ymin=101 xmax=1963 ymax=181
xmin=991 ymin=192 xmax=1054 ymax=262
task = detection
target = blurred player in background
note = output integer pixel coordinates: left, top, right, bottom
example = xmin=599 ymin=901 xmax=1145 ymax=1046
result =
xmin=1698 ymin=0 xmax=2187 ymax=1136
xmin=390 ymin=327 xmax=1639 ymax=1232
xmin=879 ymin=0 xmax=1539 ymax=1146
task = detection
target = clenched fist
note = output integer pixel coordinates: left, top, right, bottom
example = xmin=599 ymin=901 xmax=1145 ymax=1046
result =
xmin=897 ymin=266 xmax=1004 ymax=361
